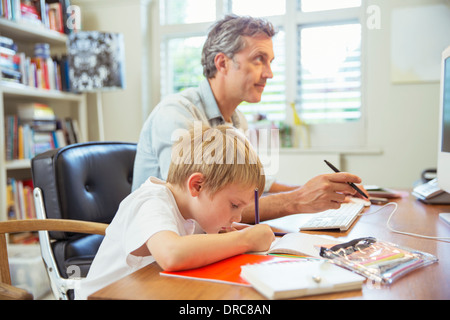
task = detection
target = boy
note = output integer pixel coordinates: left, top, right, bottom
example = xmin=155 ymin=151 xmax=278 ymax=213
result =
xmin=75 ymin=125 xmax=274 ymax=299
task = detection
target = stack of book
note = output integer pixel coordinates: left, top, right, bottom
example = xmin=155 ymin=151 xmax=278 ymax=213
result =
xmin=0 ymin=35 xmax=72 ymax=91
xmin=0 ymin=35 xmax=21 ymax=83
xmin=6 ymin=178 xmax=40 ymax=243
xmin=5 ymin=102 xmax=80 ymax=161
xmin=6 ymin=177 xmax=36 ymax=221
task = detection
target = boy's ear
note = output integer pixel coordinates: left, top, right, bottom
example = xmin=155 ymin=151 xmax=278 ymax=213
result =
xmin=187 ymin=173 xmax=205 ymax=197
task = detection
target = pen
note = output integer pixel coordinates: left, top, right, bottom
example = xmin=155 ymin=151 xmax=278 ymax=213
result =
xmin=324 ymin=160 xmax=369 ymax=199
xmin=255 ymin=188 xmax=287 ymax=237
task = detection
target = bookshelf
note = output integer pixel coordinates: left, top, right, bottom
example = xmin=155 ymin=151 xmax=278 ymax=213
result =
xmin=0 ymin=11 xmax=88 ymax=224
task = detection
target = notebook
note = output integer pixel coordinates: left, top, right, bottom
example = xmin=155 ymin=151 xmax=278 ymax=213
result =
xmin=240 ymin=260 xmax=365 ymax=300
xmin=265 ymin=232 xmax=341 ymax=258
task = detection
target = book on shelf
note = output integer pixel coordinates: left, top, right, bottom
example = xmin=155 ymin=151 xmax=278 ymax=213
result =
xmin=1 ymin=0 xmax=76 ymax=35
xmin=0 ymin=35 xmax=72 ymax=92
xmin=6 ymin=176 xmax=39 ymax=244
xmin=4 ymin=103 xmax=79 ymax=161
xmin=18 ymin=101 xmax=55 ymax=120
xmin=7 ymin=177 xmax=36 ymax=220
xmin=27 ymin=52 xmax=71 ymax=91
xmin=0 ymin=35 xmax=22 ymax=83
xmin=44 ymin=0 xmax=77 ymax=33
xmin=47 ymin=2 xmax=64 ymax=33
xmin=20 ymin=0 xmax=42 ymax=25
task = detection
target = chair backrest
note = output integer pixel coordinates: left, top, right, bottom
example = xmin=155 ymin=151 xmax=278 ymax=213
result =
xmin=31 ymin=142 xmax=136 ymax=292
xmin=32 ymin=142 xmax=136 ymax=240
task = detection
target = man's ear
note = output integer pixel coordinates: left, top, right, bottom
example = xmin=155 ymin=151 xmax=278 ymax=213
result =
xmin=187 ymin=172 xmax=205 ymax=197
xmin=214 ymin=52 xmax=230 ymax=75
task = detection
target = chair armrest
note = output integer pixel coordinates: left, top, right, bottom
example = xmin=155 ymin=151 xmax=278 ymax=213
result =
xmin=0 ymin=282 xmax=33 ymax=300
xmin=0 ymin=219 xmax=108 ymax=291
xmin=0 ymin=219 xmax=108 ymax=236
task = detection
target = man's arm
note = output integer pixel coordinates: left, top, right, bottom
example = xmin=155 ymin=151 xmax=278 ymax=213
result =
xmin=266 ymin=181 xmax=299 ymax=193
xmin=240 ymin=172 xmax=363 ymax=223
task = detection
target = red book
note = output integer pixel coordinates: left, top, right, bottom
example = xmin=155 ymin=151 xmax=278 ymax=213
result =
xmin=160 ymin=254 xmax=297 ymax=286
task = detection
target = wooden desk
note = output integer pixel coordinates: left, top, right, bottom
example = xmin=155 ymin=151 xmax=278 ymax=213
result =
xmin=89 ymin=193 xmax=450 ymax=300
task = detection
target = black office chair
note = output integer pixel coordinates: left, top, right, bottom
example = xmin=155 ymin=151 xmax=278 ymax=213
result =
xmin=31 ymin=142 xmax=136 ymax=299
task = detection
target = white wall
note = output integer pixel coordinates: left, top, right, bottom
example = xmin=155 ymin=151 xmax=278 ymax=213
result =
xmin=75 ymin=0 xmax=447 ymax=189
xmin=73 ymin=0 xmax=151 ymax=142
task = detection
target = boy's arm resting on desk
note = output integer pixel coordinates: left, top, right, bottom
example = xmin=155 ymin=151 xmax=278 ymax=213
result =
xmin=241 ymin=173 xmax=363 ymax=223
xmin=146 ymin=226 xmax=274 ymax=272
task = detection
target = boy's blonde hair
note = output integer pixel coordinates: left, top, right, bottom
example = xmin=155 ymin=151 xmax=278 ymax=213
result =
xmin=168 ymin=124 xmax=265 ymax=197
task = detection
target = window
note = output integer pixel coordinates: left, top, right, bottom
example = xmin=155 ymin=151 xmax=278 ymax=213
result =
xmin=160 ymin=36 xmax=205 ymax=97
xmin=298 ymin=23 xmax=362 ymax=123
xmin=154 ymin=0 xmax=365 ymax=147
xmin=300 ymin=0 xmax=361 ymax=12
xmin=232 ymin=0 xmax=286 ymax=17
xmin=160 ymin=0 xmax=216 ymax=25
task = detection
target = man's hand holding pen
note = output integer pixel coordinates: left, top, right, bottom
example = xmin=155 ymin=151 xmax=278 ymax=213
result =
xmin=281 ymin=172 xmax=365 ymax=214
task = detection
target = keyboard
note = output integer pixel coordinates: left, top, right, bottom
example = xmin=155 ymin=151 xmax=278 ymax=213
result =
xmin=300 ymin=203 xmax=365 ymax=231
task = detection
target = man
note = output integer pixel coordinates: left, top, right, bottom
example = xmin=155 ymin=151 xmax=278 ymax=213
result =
xmin=132 ymin=15 xmax=363 ymax=223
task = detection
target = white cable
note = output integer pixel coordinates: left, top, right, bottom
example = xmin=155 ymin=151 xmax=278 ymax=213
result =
xmin=361 ymin=202 xmax=450 ymax=241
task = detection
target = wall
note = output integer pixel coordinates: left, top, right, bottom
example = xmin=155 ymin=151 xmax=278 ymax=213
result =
xmin=73 ymin=0 xmax=151 ymax=142
xmin=277 ymin=0 xmax=447 ymax=189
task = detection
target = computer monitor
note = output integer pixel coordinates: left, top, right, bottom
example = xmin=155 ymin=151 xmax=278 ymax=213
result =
xmin=438 ymin=46 xmax=450 ymax=193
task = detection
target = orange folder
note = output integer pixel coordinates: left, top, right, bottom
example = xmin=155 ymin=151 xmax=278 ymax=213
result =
xmin=160 ymin=254 xmax=296 ymax=286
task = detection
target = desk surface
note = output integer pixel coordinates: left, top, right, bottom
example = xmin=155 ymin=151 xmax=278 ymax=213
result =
xmin=89 ymin=193 xmax=450 ymax=300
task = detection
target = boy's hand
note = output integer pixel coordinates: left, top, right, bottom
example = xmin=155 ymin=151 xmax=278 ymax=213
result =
xmin=241 ymin=224 xmax=275 ymax=252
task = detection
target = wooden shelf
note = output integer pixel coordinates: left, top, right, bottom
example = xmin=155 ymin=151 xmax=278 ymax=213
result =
xmin=0 ymin=18 xmax=67 ymax=45
xmin=0 ymin=82 xmax=83 ymax=102
xmin=5 ymin=160 xmax=31 ymax=171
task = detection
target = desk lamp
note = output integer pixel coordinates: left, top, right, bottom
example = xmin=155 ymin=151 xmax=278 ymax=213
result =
xmin=67 ymin=31 xmax=126 ymax=141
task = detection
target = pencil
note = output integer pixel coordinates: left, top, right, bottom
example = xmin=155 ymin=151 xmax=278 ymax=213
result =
xmin=254 ymin=188 xmax=259 ymax=225
xmin=255 ymin=188 xmax=286 ymax=237
xmin=274 ymin=232 xmax=287 ymax=237
xmin=324 ymin=160 xmax=369 ymax=199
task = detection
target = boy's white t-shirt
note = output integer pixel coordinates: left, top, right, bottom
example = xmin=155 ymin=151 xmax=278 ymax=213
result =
xmin=75 ymin=177 xmax=202 ymax=300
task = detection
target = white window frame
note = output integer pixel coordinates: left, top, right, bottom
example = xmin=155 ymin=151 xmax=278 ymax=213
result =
xmin=150 ymin=0 xmax=368 ymax=148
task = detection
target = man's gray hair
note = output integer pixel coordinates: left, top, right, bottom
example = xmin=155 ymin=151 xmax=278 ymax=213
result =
xmin=201 ymin=15 xmax=277 ymax=79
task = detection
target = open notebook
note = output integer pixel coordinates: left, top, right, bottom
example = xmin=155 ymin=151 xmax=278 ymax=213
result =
xmin=262 ymin=232 xmax=340 ymax=258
